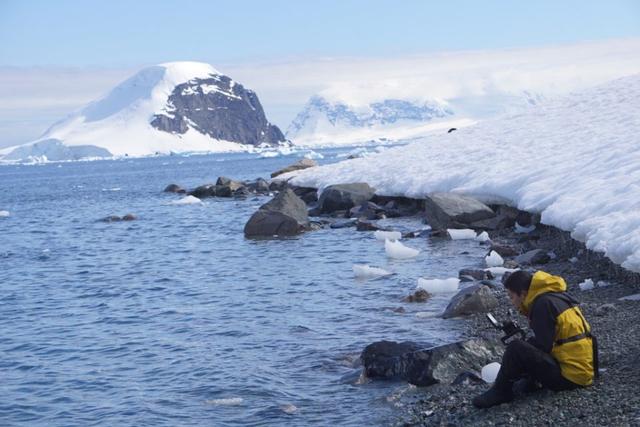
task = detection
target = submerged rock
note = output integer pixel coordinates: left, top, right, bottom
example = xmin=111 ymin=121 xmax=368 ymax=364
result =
xmin=244 ymin=189 xmax=309 ymax=237
xmin=361 ymin=338 xmax=502 ymax=386
xmin=271 ymin=159 xmax=318 ymax=178
xmin=403 ymin=289 xmax=432 ymax=303
xmin=423 ymin=192 xmax=495 ymax=231
xmin=122 ymin=213 xmax=137 ymax=221
xmin=163 ymin=183 xmax=186 ymax=193
xmin=442 ymin=284 xmax=499 ymax=319
xmin=318 ymin=183 xmax=376 ymax=214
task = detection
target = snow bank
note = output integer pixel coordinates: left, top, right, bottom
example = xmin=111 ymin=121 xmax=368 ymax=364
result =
xmin=287 ymin=75 xmax=640 ymax=272
xmin=352 ymin=264 xmax=392 ymax=279
xmin=385 ymin=239 xmax=420 ymax=259
xmin=416 ymin=277 xmax=459 ymax=293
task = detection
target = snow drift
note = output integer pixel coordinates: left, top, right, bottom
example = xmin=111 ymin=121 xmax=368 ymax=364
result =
xmin=286 ymin=74 xmax=640 ymax=272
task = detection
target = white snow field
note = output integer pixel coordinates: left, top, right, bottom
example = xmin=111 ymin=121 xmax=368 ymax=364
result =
xmin=0 ymin=62 xmax=257 ymax=162
xmin=286 ymin=74 xmax=640 ymax=272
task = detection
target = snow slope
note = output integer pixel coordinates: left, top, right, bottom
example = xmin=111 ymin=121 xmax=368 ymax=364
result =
xmin=0 ymin=62 xmax=277 ymax=161
xmin=286 ymin=74 xmax=640 ymax=272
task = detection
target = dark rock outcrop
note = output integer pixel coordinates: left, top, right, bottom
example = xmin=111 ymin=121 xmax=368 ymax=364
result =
xmin=458 ymin=268 xmax=493 ymax=281
xmin=271 ymin=159 xmax=318 ymax=178
xmin=403 ymin=289 xmax=431 ymax=303
xmin=318 ymin=183 xmax=376 ymax=214
xmin=514 ymin=249 xmax=551 ymax=265
xmin=361 ymin=339 xmax=502 ymax=386
xmin=423 ymin=192 xmax=495 ymax=231
xmin=244 ymin=189 xmax=309 ymax=237
xmin=164 ymin=184 xmax=186 ymax=193
xmin=150 ymin=74 xmax=285 ymax=146
xmin=442 ymin=285 xmax=499 ymax=319
xmin=490 ymin=243 xmax=520 ymax=257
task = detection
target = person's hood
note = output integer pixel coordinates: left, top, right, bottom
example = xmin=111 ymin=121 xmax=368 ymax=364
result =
xmin=520 ymin=271 xmax=567 ymax=315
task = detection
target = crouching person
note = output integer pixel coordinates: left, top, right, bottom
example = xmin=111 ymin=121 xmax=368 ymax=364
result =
xmin=473 ymin=270 xmax=597 ymax=408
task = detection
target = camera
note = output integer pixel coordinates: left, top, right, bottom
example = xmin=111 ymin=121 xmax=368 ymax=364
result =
xmin=486 ymin=313 xmax=526 ymax=344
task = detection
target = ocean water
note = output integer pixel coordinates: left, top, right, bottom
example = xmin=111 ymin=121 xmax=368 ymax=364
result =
xmin=0 ymin=150 xmax=491 ymax=426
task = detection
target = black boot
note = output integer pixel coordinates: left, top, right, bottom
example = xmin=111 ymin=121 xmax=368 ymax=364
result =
xmin=472 ymin=385 xmax=513 ymax=408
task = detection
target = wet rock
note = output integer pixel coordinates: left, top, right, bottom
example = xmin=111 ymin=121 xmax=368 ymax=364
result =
xmin=318 ymin=183 xmax=376 ymax=214
xmin=403 ymin=230 xmax=430 ymax=239
xmin=469 ymin=205 xmax=519 ymax=230
xmin=595 ymin=303 xmax=616 ymax=316
xmin=459 ymin=275 xmax=476 ymax=283
xmin=356 ymin=219 xmax=383 ymax=231
xmin=269 ymin=180 xmax=288 ymax=192
xmin=504 ymin=259 xmax=520 ymax=269
xmin=244 ymin=189 xmax=309 ymax=237
xmin=349 ymin=201 xmax=384 ymax=220
xmin=361 ymin=338 xmax=502 ymax=386
xmin=452 ymin=370 xmax=484 ymax=386
xmin=216 ymin=176 xmax=244 ymax=192
xmin=458 ymin=268 xmax=493 ymax=281
xmin=392 ymin=307 xmax=406 ymax=314
xmin=122 ymin=213 xmax=137 ymax=221
xmin=423 ymin=192 xmax=495 ymax=231
xmin=253 ymin=178 xmax=270 ymax=193
xmin=515 ymin=249 xmax=551 ymax=265
xmin=291 ymin=186 xmax=318 ymax=204
xmin=403 ymin=289 xmax=431 ymax=303
xmin=490 ymin=244 xmax=520 ymax=257
xmin=271 ymin=158 xmax=318 ymax=178
xmin=516 ymin=211 xmax=541 ymax=227
xmin=189 ymin=184 xmax=216 ymax=198
xmin=163 ymin=183 xmax=186 ymax=193
xmin=442 ymin=285 xmax=499 ymax=319
xmin=330 ymin=219 xmax=357 ymax=229
xmin=102 ymin=215 xmax=122 ymax=222
xmin=308 ymin=207 xmax=322 ymax=217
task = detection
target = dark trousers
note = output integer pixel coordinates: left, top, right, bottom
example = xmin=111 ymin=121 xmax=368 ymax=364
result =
xmin=494 ymin=339 xmax=578 ymax=392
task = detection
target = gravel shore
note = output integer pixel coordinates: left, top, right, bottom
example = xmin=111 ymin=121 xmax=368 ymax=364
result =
xmin=396 ymin=223 xmax=640 ymax=426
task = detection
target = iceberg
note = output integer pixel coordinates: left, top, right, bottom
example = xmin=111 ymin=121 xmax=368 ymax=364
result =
xmin=416 ymin=277 xmax=459 ymax=293
xmin=385 ymin=239 xmax=420 ymax=259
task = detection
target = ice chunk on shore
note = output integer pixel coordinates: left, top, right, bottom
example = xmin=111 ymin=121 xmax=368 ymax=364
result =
xmin=481 ymin=362 xmax=501 ymax=383
xmin=375 ymin=230 xmax=402 ymax=241
xmin=515 ymin=222 xmax=536 ymax=234
xmin=353 ymin=264 xmax=392 ymax=279
xmin=206 ymin=397 xmax=243 ymax=406
xmin=416 ymin=277 xmax=459 ymax=293
xmin=385 ymin=239 xmax=420 ymax=259
xmin=170 ymin=195 xmax=203 ymax=205
xmin=447 ymin=229 xmax=477 ymax=240
xmin=485 ymin=250 xmax=504 ymax=267
xmin=578 ymin=279 xmax=594 ymax=291
xmin=0 ymin=210 xmax=9 ymax=217
xmin=485 ymin=267 xmax=518 ymax=277
xmin=619 ymin=293 xmax=640 ymax=301
xmin=476 ymin=231 xmax=491 ymax=242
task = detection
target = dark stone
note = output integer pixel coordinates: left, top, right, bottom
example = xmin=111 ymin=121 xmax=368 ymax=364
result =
xmin=318 ymin=183 xmax=376 ymax=214
xmin=216 ymin=176 xmax=244 ymax=192
xmin=253 ymin=178 xmax=270 ymax=193
xmin=349 ymin=201 xmax=384 ymax=220
xmin=402 ymin=230 xmax=430 ymax=239
xmin=516 ymin=211 xmax=541 ymax=227
xmin=269 ymin=180 xmax=288 ymax=192
xmin=442 ymin=285 xmax=499 ymax=319
xmin=459 ymin=275 xmax=476 ymax=283
xmin=490 ymin=244 xmax=520 ymax=257
xmin=244 ymin=189 xmax=309 ymax=237
xmin=164 ymin=184 xmax=186 ymax=193
xmin=392 ymin=307 xmax=406 ymax=314
xmin=361 ymin=339 xmax=502 ymax=386
xmin=102 ymin=215 xmax=121 ymax=222
xmin=423 ymin=192 xmax=495 ymax=231
xmin=356 ymin=219 xmax=382 ymax=231
xmin=595 ymin=303 xmax=616 ymax=316
xmin=451 ymin=371 xmax=484 ymax=386
xmin=308 ymin=207 xmax=322 ymax=217
xmin=271 ymin=159 xmax=318 ymax=178
xmin=470 ymin=205 xmax=520 ymax=230
xmin=458 ymin=268 xmax=492 ymax=281
xmin=330 ymin=219 xmax=357 ymax=229
xmin=150 ymin=74 xmax=285 ymax=146
xmin=291 ymin=186 xmax=318 ymax=204
xmin=403 ymin=289 xmax=431 ymax=303
xmin=122 ymin=213 xmax=137 ymax=221
xmin=514 ymin=249 xmax=551 ymax=265
xmin=189 ymin=184 xmax=216 ymax=198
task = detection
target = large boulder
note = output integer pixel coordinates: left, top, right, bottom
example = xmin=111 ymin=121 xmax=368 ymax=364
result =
xmin=216 ymin=176 xmax=245 ymax=192
xmin=423 ymin=192 xmax=495 ymax=231
xmin=164 ymin=183 xmax=186 ymax=194
xmin=442 ymin=285 xmax=499 ymax=319
xmin=189 ymin=184 xmax=216 ymax=198
xmin=361 ymin=339 xmax=502 ymax=386
xmin=318 ymin=183 xmax=376 ymax=214
xmin=271 ymin=159 xmax=318 ymax=178
xmin=469 ymin=205 xmax=519 ymax=230
xmin=244 ymin=189 xmax=309 ymax=237
xmin=514 ymin=249 xmax=551 ymax=265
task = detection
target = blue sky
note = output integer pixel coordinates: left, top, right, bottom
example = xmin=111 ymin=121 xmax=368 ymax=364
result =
xmin=1 ymin=0 xmax=639 ymax=66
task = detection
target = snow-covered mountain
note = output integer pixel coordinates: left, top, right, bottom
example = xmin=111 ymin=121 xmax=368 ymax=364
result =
xmin=0 ymin=62 xmax=286 ymax=162
xmin=285 ymin=91 xmax=547 ymax=147
xmin=286 ymin=74 xmax=640 ymax=272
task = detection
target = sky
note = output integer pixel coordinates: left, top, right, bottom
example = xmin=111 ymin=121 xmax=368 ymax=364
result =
xmin=1 ymin=0 xmax=640 ymax=147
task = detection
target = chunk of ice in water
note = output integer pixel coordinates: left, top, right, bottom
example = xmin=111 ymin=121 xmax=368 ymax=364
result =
xmin=481 ymin=362 xmax=501 ymax=383
xmin=353 ymin=264 xmax=392 ymax=278
xmin=385 ymin=239 xmax=420 ymax=259
xmin=0 ymin=210 xmax=9 ymax=217
xmin=374 ymin=230 xmax=401 ymax=241
xmin=447 ymin=229 xmax=477 ymax=240
xmin=281 ymin=404 xmax=298 ymax=414
xmin=476 ymin=231 xmax=491 ymax=242
xmin=485 ymin=250 xmax=504 ymax=267
xmin=170 ymin=195 xmax=203 ymax=205
xmin=206 ymin=397 xmax=243 ymax=406
xmin=579 ymin=279 xmax=594 ymax=291
xmin=416 ymin=277 xmax=459 ymax=293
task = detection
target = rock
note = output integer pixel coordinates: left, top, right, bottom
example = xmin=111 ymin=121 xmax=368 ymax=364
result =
xmin=318 ymin=183 xmax=376 ymax=214
xmin=458 ymin=268 xmax=493 ymax=281
xmin=469 ymin=205 xmax=519 ymax=230
xmin=269 ymin=180 xmax=288 ymax=192
xmin=403 ymin=230 xmax=430 ymax=239
xmin=595 ymin=303 xmax=616 ymax=316
xmin=308 ymin=207 xmax=322 ymax=217
xmin=244 ymin=189 xmax=309 ymax=237
xmin=216 ymin=176 xmax=245 ymax=192
xmin=163 ymin=183 xmax=186 ymax=193
xmin=253 ymin=178 xmax=270 ymax=193
xmin=442 ymin=285 xmax=499 ymax=319
xmin=122 ymin=213 xmax=137 ymax=221
xmin=516 ymin=211 xmax=541 ymax=227
xmin=349 ymin=201 xmax=384 ymax=220
xmin=189 ymin=184 xmax=216 ymax=198
xmin=356 ymin=219 xmax=382 ymax=231
xmin=392 ymin=307 xmax=406 ymax=314
xmin=102 ymin=215 xmax=121 ymax=222
xmin=291 ymin=186 xmax=318 ymax=204
xmin=403 ymin=289 xmax=431 ymax=303
xmin=361 ymin=339 xmax=502 ymax=386
xmin=514 ymin=249 xmax=551 ymax=265
xmin=490 ymin=244 xmax=520 ymax=257
xmin=330 ymin=219 xmax=357 ymax=229
xmin=504 ymin=259 xmax=520 ymax=269
xmin=451 ymin=370 xmax=484 ymax=386
xmin=271 ymin=159 xmax=318 ymax=178
xmin=459 ymin=275 xmax=476 ymax=283
xmin=423 ymin=192 xmax=495 ymax=231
